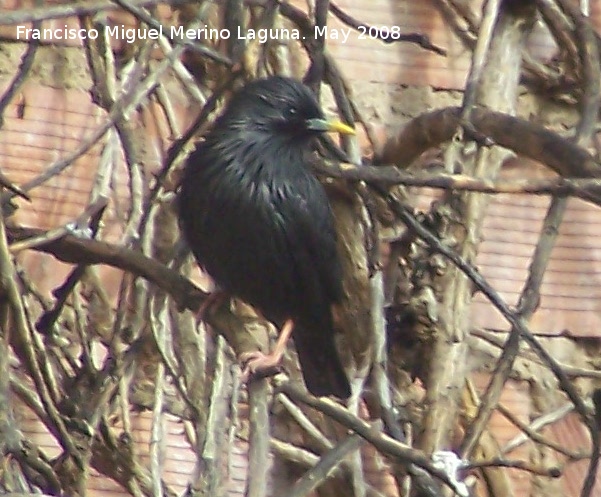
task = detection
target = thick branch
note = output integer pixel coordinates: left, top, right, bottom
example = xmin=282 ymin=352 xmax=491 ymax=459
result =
xmin=277 ymin=381 xmax=463 ymax=495
xmin=315 ymin=162 xmax=601 ymax=206
xmin=377 ymin=106 xmax=601 ymax=178
xmin=7 ymin=226 xmax=206 ymax=312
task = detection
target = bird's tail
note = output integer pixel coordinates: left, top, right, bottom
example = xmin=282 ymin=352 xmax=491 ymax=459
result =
xmin=292 ymin=321 xmax=351 ymax=399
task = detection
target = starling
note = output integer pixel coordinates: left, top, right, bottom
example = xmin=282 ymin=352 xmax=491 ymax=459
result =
xmin=178 ymin=76 xmax=353 ymax=398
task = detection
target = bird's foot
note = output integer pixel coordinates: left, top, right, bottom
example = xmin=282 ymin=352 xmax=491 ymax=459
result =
xmin=196 ymin=291 xmax=228 ymax=324
xmin=239 ymin=351 xmax=283 ymax=382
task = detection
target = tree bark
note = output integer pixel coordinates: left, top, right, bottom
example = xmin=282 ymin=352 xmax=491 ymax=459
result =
xmin=418 ymin=1 xmax=537 ymax=459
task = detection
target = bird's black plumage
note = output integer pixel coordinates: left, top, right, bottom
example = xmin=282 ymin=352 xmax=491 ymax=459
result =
xmin=178 ymin=76 xmax=351 ymax=398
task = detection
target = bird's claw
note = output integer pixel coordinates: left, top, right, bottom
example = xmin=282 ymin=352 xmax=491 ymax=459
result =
xmin=239 ymin=351 xmax=282 ymax=382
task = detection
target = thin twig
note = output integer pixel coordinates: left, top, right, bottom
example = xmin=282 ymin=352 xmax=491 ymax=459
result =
xmin=379 ymin=193 xmax=593 ymax=449
xmin=0 ymin=202 xmax=84 ymax=470
xmin=463 ymin=458 xmax=562 ymax=477
xmin=329 ymin=2 xmax=446 ymax=55
xmin=537 ymin=4 xmax=600 ymax=494
xmin=0 ymin=11 xmax=40 ymax=201
xmin=3 ymin=38 xmax=189 ymax=201
xmin=431 ymin=0 xmax=477 ymax=49
xmin=460 ymin=196 xmax=568 ymax=458
xmin=501 ymin=403 xmax=575 ymax=454
xmin=289 ymin=434 xmax=364 ymax=497
xmin=8 ymin=225 xmax=208 ymax=312
xmin=10 ymin=196 xmax=108 ymax=254
xmin=270 ymin=437 xmax=319 ymax=467
xmin=304 ymin=0 xmax=329 ymax=92
xmin=460 ymin=0 xmax=502 ymax=120
xmin=112 ymin=0 xmax=232 ymax=65
xmin=277 ymin=381 xmax=465 ymax=495
xmin=276 ymin=393 xmax=333 ymax=451
xmin=0 ymin=0 xmax=189 ymax=25
xmin=497 ymin=403 xmax=585 ymax=460
xmin=149 ymin=299 xmax=167 ymax=497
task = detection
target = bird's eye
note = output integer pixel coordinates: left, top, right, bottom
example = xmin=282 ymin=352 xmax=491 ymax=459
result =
xmin=285 ymin=107 xmax=298 ymax=119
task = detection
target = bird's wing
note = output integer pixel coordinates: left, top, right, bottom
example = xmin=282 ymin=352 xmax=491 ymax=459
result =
xmin=273 ymin=174 xmax=343 ymax=308
xmin=272 ymin=175 xmax=350 ymax=398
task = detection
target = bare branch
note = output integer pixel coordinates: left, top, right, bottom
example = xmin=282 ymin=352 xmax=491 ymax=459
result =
xmin=277 ymin=381 xmax=465 ymax=495
xmin=497 ymin=403 xmax=584 ymax=460
xmin=460 ymin=196 xmax=568 ymax=458
xmin=314 ymin=161 xmax=601 ymax=207
xmin=380 ymin=192 xmax=595 ymax=447
xmin=0 ymin=0 xmax=190 ymax=25
xmin=246 ymin=376 xmax=271 ymax=497
xmin=464 ymin=458 xmax=562 ymax=477
xmin=289 ymin=434 xmax=364 ymax=497
xmin=378 ymin=106 xmax=601 ymax=179
xmin=329 ymin=2 xmax=446 ymax=55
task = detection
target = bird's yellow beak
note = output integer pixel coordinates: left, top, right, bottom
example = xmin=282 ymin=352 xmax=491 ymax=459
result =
xmin=326 ymin=119 xmax=356 ymax=135
xmin=305 ymin=118 xmax=356 ymax=135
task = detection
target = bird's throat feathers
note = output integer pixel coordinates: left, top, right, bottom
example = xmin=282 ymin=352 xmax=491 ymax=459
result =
xmin=213 ymin=124 xmax=315 ymax=179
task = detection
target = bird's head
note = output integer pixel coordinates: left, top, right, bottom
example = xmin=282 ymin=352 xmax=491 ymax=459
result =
xmin=218 ymin=76 xmax=355 ymax=142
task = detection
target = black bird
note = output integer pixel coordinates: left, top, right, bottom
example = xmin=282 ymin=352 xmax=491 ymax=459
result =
xmin=178 ymin=77 xmax=354 ymax=398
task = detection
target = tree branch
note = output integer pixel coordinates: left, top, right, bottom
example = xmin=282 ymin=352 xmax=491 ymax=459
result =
xmin=377 ymin=106 xmax=601 ymax=179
